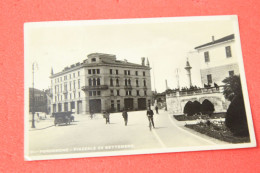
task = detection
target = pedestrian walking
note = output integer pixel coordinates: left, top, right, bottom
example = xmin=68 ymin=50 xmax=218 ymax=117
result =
xmin=146 ymin=107 xmax=155 ymax=128
xmin=155 ymin=105 xmax=159 ymax=114
xmin=103 ymin=111 xmax=110 ymax=124
xmin=122 ymin=109 xmax=128 ymax=126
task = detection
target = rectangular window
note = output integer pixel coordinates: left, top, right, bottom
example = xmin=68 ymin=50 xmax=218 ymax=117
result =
xmin=137 ymin=90 xmax=140 ymax=96
xmin=143 ymin=71 xmax=145 ymax=76
xmin=110 ymin=90 xmax=114 ymax=96
xmin=93 ymin=91 xmax=96 ymax=96
xmin=64 ymin=76 xmax=67 ymax=80
xmin=226 ymin=46 xmax=232 ymax=58
xmin=135 ymin=71 xmax=138 ymax=76
xmin=207 ymin=74 xmax=212 ymax=84
xmin=110 ymin=69 xmax=113 ymax=74
xmin=70 ymin=82 xmax=71 ymax=91
xmin=70 ymin=93 xmax=72 ymax=99
xmin=73 ymin=73 xmax=75 ymax=78
xmin=97 ymin=91 xmax=101 ymax=96
xmin=116 ymin=70 xmax=118 ymax=75
xmin=129 ymin=91 xmax=132 ymax=96
xmin=117 ymin=90 xmax=120 ymax=96
xmin=97 ymin=69 xmax=100 ymax=74
xmin=78 ymin=92 xmax=80 ymax=98
xmin=89 ymin=91 xmax=92 ymax=96
xmin=74 ymin=92 xmax=76 ymax=98
xmin=78 ymin=71 xmax=80 ymax=76
xmin=126 ymin=91 xmax=128 ymax=96
xmin=111 ymin=100 xmax=114 ymax=110
xmin=78 ymin=79 xmax=80 ymax=89
xmin=88 ymin=69 xmax=91 ymax=74
xmin=70 ymin=74 xmax=71 ymax=79
xmin=60 ymin=84 xmax=62 ymax=92
xmin=128 ymin=70 xmax=130 ymax=75
xmin=92 ymin=69 xmax=96 ymax=74
xmin=110 ymin=78 xmax=113 ymax=86
xmin=124 ymin=70 xmax=127 ymax=75
xmin=204 ymin=51 xmax=210 ymax=62
xmin=229 ymin=70 xmax=234 ymax=77
xmin=73 ymin=80 xmax=76 ymax=89
xmin=144 ymin=91 xmax=147 ymax=96
xmin=60 ymin=77 xmax=62 ymax=82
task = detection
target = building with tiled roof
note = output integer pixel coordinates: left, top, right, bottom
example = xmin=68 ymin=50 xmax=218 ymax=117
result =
xmin=50 ymin=53 xmax=152 ymax=114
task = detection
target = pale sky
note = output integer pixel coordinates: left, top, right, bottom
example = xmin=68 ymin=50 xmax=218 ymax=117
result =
xmin=24 ymin=16 xmax=236 ymax=92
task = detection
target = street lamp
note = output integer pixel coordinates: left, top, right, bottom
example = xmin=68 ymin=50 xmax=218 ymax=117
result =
xmin=31 ymin=62 xmax=38 ymax=128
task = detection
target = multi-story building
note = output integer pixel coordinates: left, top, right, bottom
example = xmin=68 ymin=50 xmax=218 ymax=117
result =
xmin=166 ymin=34 xmax=239 ymax=114
xmin=29 ymin=88 xmax=48 ymax=113
xmin=50 ymin=53 xmax=152 ymax=114
xmin=195 ymin=34 xmax=239 ymax=86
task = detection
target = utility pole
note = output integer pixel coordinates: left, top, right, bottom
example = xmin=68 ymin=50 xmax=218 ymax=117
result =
xmin=176 ymin=68 xmax=180 ymax=90
xmin=31 ymin=62 xmax=38 ymax=128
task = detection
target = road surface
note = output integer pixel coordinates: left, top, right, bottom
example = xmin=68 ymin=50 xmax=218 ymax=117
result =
xmin=27 ymin=110 xmax=218 ymax=158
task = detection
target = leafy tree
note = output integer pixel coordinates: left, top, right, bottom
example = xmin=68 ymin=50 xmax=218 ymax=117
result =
xmin=223 ymin=75 xmax=249 ymax=136
xmin=201 ymin=99 xmax=215 ymax=116
xmin=222 ymin=75 xmax=242 ymax=101
xmin=192 ymin=101 xmax=201 ymax=115
xmin=225 ymin=94 xmax=249 ymax=136
xmin=184 ymin=101 xmax=193 ymax=116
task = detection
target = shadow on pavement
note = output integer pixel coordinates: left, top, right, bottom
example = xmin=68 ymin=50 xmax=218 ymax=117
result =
xmin=30 ymin=125 xmax=54 ymax=131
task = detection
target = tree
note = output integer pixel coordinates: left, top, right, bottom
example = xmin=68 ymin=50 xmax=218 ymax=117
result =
xmin=183 ymin=101 xmax=193 ymax=116
xmin=225 ymin=94 xmax=249 ymax=136
xmin=222 ymin=75 xmax=242 ymax=101
xmin=223 ymin=75 xmax=249 ymax=136
xmin=201 ymin=99 xmax=215 ymax=116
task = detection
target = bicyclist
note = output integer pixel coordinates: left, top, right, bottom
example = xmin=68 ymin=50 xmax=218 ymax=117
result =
xmin=146 ymin=107 xmax=155 ymax=128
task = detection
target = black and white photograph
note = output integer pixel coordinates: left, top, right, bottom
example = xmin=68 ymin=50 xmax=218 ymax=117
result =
xmin=24 ymin=15 xmax=256 ymax=161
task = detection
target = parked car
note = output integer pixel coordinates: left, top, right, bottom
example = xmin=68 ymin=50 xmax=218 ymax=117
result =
xmin=53 ymin=112 xmax=73 ymax=126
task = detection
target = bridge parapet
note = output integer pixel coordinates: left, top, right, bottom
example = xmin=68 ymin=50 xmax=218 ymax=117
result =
xmin=166 ymin=86 xmax=224 ymax=97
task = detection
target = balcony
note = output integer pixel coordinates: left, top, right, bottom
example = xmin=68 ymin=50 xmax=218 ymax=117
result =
xmin=82 ymin=85 xmax=109 ymax=91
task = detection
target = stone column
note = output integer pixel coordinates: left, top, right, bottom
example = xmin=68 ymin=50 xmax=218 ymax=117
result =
xmin=68 ymin=101 xmax=71 ymax=112
xmin=82 ymin=97 xmax=88 ymax=115
xmin=133 ymin=97 xmax=138 ymax=110
xmin=75 ymin=101 xmax=78 ymax=114
xmin=61 ymin=103 xmax=65 ymax=112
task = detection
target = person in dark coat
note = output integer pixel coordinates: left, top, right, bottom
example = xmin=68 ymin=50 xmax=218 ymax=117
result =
xmin=103 ymin=111 xmax=110 ymax=124
xmin=155 ymin=105 xmax=159 ymax=114
xmin=146 ymin=107 xmax=155 ymax=128
xmin=122 ymin=108 xmax=128 ymax=126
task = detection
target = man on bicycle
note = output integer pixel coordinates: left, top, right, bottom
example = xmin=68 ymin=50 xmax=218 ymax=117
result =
xmin=146 ymin=107 xmax=155 ymax=128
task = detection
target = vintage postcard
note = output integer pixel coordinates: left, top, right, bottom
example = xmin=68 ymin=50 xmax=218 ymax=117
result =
xmin=24 ymin=15 xmax=256 ymax=161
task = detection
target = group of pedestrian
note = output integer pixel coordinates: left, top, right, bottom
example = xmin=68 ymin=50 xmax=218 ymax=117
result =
xmin=101 ymin=105 xmax=159 ymax=128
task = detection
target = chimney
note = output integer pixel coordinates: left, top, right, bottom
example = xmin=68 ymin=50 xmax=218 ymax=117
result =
xmin=141 ymin=57 xmax=145 ymax=66
xmin=212 ymin=36 xmax=215 ymax=42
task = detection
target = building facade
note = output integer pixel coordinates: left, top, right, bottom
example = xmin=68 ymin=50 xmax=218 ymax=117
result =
xmin=29 ymin=88 xmax=49 ymax=113
xmin=50 ymin=53 xmax=152 ymax=114
xmin=195 ymin=34 xmax=239 ymax=86
xmin=166 ymin=34 xmax=239 ymax=114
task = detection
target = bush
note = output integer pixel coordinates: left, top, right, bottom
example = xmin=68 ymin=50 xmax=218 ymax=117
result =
xmin=184 ymin=101 xmax=201 ymax=116
xmin=201 ymin=99 xmax=215 ymax=116
xmin=192 ymin=101 xmax=201 ymax=115
xmin=183 ymin=101 xmax=193 ymax=116
xmin=225 ymin=94 xmax=249 ymax=137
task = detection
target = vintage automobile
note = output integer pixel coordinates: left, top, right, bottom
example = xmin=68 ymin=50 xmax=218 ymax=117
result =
xmin=53 ymin=112 xmax=74 ymax=126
